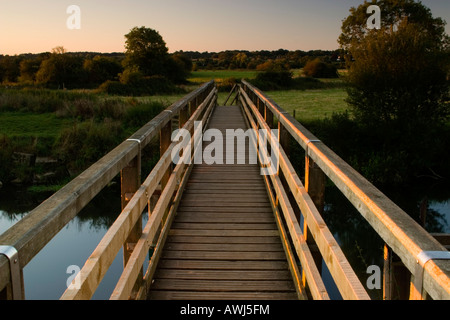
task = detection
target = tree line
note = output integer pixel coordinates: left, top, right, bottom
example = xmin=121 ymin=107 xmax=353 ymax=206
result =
xmin=0 ymin=42 xmax=342 ymax=91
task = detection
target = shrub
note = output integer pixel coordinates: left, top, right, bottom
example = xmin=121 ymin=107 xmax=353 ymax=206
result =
xmin=217 ymin=77 xmax=238 ymax=92
xmin=54 ymin=119 xmax=124 ymax=172
xmin=250 ymin=70 xmax=294 ymax=90
xmin=0 ymin=135 xmax=14 ymax=183
xmin=303 ymin=58 xmax=338 ymax=78
xmin=124 ymin=102 xmax=166 ymax=128
xmin=98 ymin=75 xmax=180 ymax=96
xmin=97 ymin=80 xmax=130 ymax=96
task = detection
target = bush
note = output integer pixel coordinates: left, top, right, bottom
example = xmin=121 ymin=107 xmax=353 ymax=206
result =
xmin=98 ymin=75 xmax=181 ymax=96
xmin=0 ymin=135 xmax=14 ymax=183
xmin=249 ymin=70 xmax=330 ymax=91
xmin=217 ymin=77 xmax=238 ymax=92
xmin=124 ymin=102 xmax=166 ymax=128
xmin=54 ymin=119 xmax=124 ymax=172
xmin=303 ymin=58 xmax=338 ymax=78
xmin=304 ymin=111 xmax=450 ymax=186
xmin=250 ymin=70 xmax=294 ymax=90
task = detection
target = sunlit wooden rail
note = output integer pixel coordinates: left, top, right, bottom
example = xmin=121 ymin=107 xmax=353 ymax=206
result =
xmin=238 ymin=80 xmax=449 ymax=300
xmin=0 ymin=80 xmax=448 ymax=300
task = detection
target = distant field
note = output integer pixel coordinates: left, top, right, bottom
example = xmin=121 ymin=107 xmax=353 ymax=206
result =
xmin=265 ymin=88 xmax=349 ymax=122
xmin=189 ymin=70 xmax=259 ymax=83
xmin=188 ymin=70 xmax=349 ymax=118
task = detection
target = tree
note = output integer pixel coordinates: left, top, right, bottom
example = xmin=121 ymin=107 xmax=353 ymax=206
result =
xmin=339 ymin=0 xmax=450 ymax=127
xmin=123 ymin=27 xmax=169 ymax=77
xmin=84 ymin=55 xmax=122 ymax=85
xmin=123 ymin=27 xmax=190 ymax=84
xmin=19 ymin=57 xmax=43 ymax=82
xmin=165 ymin=53 xmax=192 ymax=83
xmin=36 ymin=47 xmax=85 ymax=88
xmin=0 ymin=55 xmax=22 ymax=83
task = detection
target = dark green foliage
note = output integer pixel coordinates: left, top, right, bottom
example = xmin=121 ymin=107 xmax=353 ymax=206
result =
xmin=97 ymin=80 xmax=130 ymax=96
xmin=124 ymin=102 xmax=166 ymax=128
xmin=123 ymin=27 xmax=169 ymax=77
xmin=0 ymin=88 xmax=97 ymax=113
xmin=0 ymin=56 xmax=21 ymax=83
xmin=249 ymin=70 xmax=328 ymax=91
xmin=340 ymin=0 xmax=450 ymax=127
xmin=217 ymin=77 xmax=238 ymax=92
xmin=36 ymin=47 xmax=88 ymax=89
xmin=0 ymin=88 xmax=168 ymax=183
xmin=0 ymin=135 xmax=14 ymax=183
xmin=303 ymin=58 xmax=338 ymax=78
xmin=53 ymin=120 xmax=124 ymax=172
xmin=165 ymin=54 xmax=193 ymax=84
xmin=98 ymin=75 xmax=182 ymax=96
xmin=329 ymin=0 xmax=450 ymax=186
xmin=304 ymin=112 xmax=450 ymax=186
xmin=250 ymin=70 xmax=294 ymax=90
xmin=122 ymin=27 xmax=191 ymax=85
xmin=83 ymin=55 xmax=123 ymax=86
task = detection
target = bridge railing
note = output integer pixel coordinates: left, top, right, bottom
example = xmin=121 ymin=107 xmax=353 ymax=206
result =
xmin=238 ymin=80 xmax=449 ymax=300
xmin=0 ymin=81 xmax=216 ymax=300
xmin=238 ymin=83 xmax=368 ymax=300
xmin=60 ymin=83 xmax=217 ymax=300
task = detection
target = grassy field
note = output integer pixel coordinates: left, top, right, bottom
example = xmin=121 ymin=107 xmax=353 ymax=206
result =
xmin=188 ymin=70 xmax=259 ymax=83
xmin=265 ymin=88 xmax=349 ymax=122
xmin=188 ymin=70 xmax=350 ymax=119
xmin=0 ymin=112 xmax=73 ymax=139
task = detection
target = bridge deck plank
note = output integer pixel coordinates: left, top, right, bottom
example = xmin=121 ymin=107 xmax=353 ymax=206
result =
xmin=148 ymin=106 xmax=298 ymax=300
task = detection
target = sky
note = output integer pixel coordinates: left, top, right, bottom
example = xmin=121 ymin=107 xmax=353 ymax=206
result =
xmin=0 ymin=0 xmax=449 ymax=55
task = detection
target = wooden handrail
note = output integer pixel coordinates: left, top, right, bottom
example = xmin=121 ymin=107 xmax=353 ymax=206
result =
xmin=239 ymin=85 xmax=369 ymax=300
xmin=61 ymin=86 xmax=217 ymax=300
xmin=110 ymin=88 xmax=218 ymax=300
xmin=0 ymin=81 xmax=215 ymax=299
xmin=240 ymin=80 xmax=450 ymax=300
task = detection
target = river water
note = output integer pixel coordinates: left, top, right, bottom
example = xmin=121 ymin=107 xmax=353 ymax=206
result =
xmin=0 ymin=180 xmax=449 ymax=300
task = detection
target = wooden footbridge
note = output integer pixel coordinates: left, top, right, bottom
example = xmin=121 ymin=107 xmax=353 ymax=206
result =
xmin=1 ymin=81 xmax=449 ymax=300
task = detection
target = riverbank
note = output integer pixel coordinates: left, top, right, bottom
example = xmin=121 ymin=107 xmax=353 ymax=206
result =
xmin=0 ymin=88 xmax=167 ymax=190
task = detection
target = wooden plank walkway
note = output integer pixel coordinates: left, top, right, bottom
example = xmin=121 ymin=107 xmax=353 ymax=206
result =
xmin=148 ymin=106 xmax=298 ymax=300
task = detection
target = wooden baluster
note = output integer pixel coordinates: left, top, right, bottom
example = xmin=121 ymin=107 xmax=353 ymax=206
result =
xmin=121 ymin=145 xmax=142 ymax=299
xmin=160 ymin=121 xmax=172 ymax=192
xmin=304 ymin=152 xmax=326 ymax=276
xmin=383 ymin=244 xmax=411 ymax=300
xmin=264 ymin=105 xmax=274 ymax=129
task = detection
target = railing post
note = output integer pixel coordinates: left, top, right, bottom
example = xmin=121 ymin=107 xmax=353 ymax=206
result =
xmin=160 ymin=120 xmax=172 ymax=192
xmin=121 ymin=143 xmax=142 ymax=299
xmin=264 ymin=104 xmax=274 ymax=129
xmin=179 ymin=104 xmax=189 ymax=129
xmin=383 ymin=244 xmax=411 ymax=300
xmin=279 ymin=122 xmax=291 ymax=160
xmin=304 ymin=151 xmax=326 ymax=276
xmin=305 ymin=155 xmax=326 ymax=214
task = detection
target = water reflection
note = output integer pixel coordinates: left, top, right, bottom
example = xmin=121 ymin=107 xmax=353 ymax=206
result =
xmin=0 ymin=184 xmax=124 ymax=300
xmin=1 ymin=178 xmax=448 ymax=300
xmin=321 ymin=181 xmax=450 ymax=300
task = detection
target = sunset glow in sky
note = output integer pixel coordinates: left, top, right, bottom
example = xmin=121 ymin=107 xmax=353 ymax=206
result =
xmin=1 ymin=0 xmax=449 ymax=55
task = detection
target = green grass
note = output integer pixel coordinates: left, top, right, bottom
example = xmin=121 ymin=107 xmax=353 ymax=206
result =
xmin=265 ymin=88 xmax=349 ymax=122
xmin=189 ymin=70 xmax=259 ymax=83
xmin=0 ymin=112 xmax=73 ymax=138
